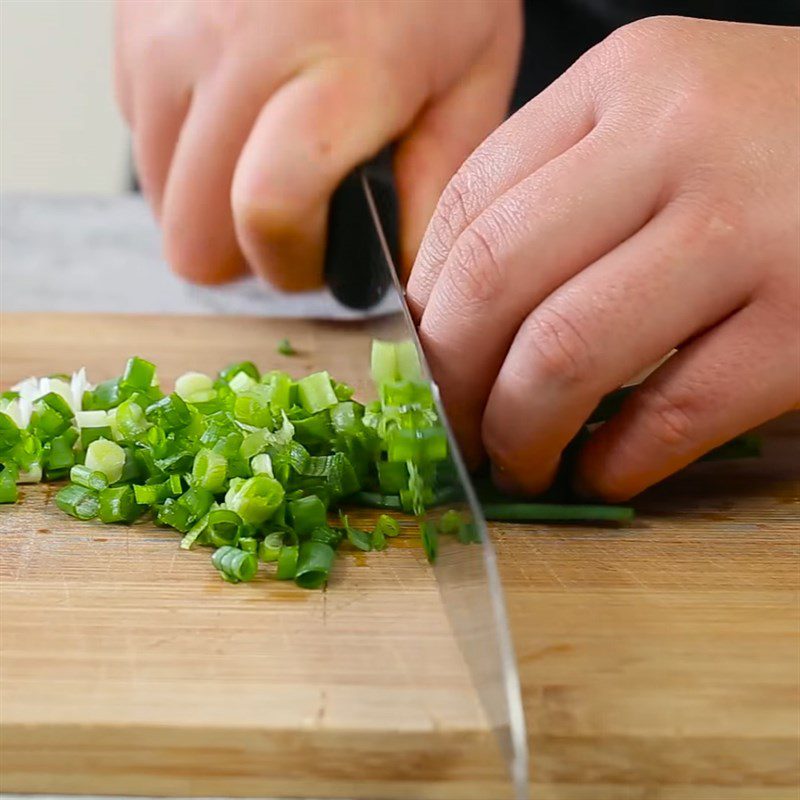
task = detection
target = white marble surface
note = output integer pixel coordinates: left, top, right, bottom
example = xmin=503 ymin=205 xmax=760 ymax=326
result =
xmin=1 ymin=193 xmax=396 ymax=319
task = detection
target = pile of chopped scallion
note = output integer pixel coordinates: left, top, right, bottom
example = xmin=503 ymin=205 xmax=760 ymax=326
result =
xmin=0 ymin=338 xmax=759 ymax=590
xmin=0 ymin=340 xmax=456 ymax=588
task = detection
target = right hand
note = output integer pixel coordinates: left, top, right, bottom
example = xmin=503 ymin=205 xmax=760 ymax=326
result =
xmin=114 ymin=0 xmax=522 ymax=288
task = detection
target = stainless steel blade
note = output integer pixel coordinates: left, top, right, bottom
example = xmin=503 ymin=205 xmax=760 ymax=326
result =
xmin=360 ymin=169 xmax=529 ymax=799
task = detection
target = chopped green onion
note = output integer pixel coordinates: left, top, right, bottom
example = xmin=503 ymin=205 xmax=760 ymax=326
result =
xmin=297 ymin=371 xmax=338 ymax=414
xmin=146 ymin=393 xmax=190 ymax=432
xmin=228 ymin=371 xmax=258 ymax=394
xmin=239 ymin=536 xmax=258 ymax=554
xmin=99 ymin=485 xmax=141 ymax=523
xmin=212 ymin=546 xmax=258 ymax=583
xmin=225 ymin=475 xmax=284 ymax=525
xmin=288 ymin=495 xmax=327 ymax=536
xmin=277 ymin=338 xmax=296 ymax=356
xmin=177 ymin=486 xmax=214 ymax=522
xmin=258 ymin=532 xmax=284 ymax=563
xmin=480 ymin=503 xmax=635 ymax=522
xmin=121 ymin=356 xmax=157 ymax=392
xmin=85 ymin=438 xmax=126 ymax=484
xmin=207 ymin=508 xmax=242 ymax=547
xmin=220 ymin=361 xmax=260 ymax=383
xmin=116 ymin=397 xmax=150 ymax=440
xmin=276 ymin=544 xmax=299 ymax=580
xmin=341 ymin=514 xmax=372 ymax=551
xmin=295 ymin=541 xmax=335 ymax=589
xmin=156 ymin=498 xmax=193 ymax=532
xmin=420 ymin=521 xmax=438 ymax=563
xmin=56 ymin=484 xmax=100 ymax=520
xmin=375 ymin=514 xmax=400 ymax=539
xmin=175 ymin=372 xmax=214 ymax=401
xmin=250 ymin=453 xmax=273 ymax=476
xmin=70 ymin=464 xmax=109 ymax=491
xmin=0 ymin=466 xmax=19 ymax=503
xmin=192 ymin=447 xmax=227 ymax=492
xmin=180 ymin=512 xmax=211 ymax=550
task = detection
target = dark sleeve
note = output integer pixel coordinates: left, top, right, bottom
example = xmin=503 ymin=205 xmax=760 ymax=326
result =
xmin=512 ymin=0 xmax=800 ymax=110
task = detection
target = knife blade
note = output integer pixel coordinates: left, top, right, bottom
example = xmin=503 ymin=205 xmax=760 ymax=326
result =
xmin=348 ymin=159 xmax=530 ymax=799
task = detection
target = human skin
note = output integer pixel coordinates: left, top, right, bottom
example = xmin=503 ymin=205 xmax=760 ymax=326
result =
xmin=114 ymin=0 xmax=522 ymax=287
xmin=407 ymin=16 xmax=800 ymax=500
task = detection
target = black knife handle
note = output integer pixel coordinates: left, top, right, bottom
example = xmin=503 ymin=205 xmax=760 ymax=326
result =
xmin=324 ymin=150 xmax=398 ymax=310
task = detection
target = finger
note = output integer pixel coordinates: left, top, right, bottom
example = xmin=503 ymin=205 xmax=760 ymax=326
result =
xmin=231 ymin=61 xmax=416 ymax=292
xmin=481 ymin=200 xmax=755 ymax=494
xmin=131 ymin=56 xmax=191 ymax=216
xmin=393 ymin=19 xmax=522 ymax=277
xmin=161 ymin=71 xmax=266 ymax=284
xmin=406 ymin=62 xmax=597 ymax=316
xmin=575 ymin=298 xmax=800 ymax=501
xmin=419 ymin=128 xmax=665 ymax=465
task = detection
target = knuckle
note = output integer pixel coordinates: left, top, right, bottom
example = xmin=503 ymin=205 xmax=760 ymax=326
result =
xmin=523 ymin=304 xmax=595 ymax=386
xmin=638 ymin=385 xmax=698 ymax=451
xmin=427 ymin=171 xmax=473 ymax=254
xmin=445 ymin=217 xmax=506 ymax=307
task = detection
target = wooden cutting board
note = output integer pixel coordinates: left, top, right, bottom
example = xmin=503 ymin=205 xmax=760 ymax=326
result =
xmin=1 ymin=313 xmax=798 ymax=800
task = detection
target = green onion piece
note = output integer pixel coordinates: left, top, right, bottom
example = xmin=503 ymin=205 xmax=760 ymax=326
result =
xmin=220 ymin=361 xmax=260 ymax=383
xmin=207 ymin=508 xmax=242 ymax=548
xmin=297 ymin=371 xmax=338 ymax=414
xmin=309 ymin=526 xmax=343 ymax=549
xmin=225 ymin=475 xmax=285 ymax=525
xmin=211 ymin=545 xmax=258 ymax=583
xmin=295 ymin=541 xmax=335 ymax=589
xmin=371 ymin=339 xmax=397 ymax=386
xmin=133 ymin=483 xmax=161 ymax=505
xmin=239 ymin=536 xmax=258 ymax=554
xmin=56 ymin=484 xmax=100 ymax=520
xmin=168 ymin=474 xmax=183 ymax=495
xmin=349 ymin=491 xmax=402 ymax=510
xmin=420 ymin=521 xmax=438 ymax=563
xmin=277 ymin=338 xmax=295 ymax=356
xmin=43 ymin=433 xmax=77 ymax=477
xmin=341 ymin=514 xmax=372 ymax=551
xmin=180 ymin=512 xmax=210 ymax=550
xmin=116 ymin=397 xmax=150 ymax=440
xmin=80 ymin=426 xmax=114 ymax=449
xmin=178 ymin=486 xmax=214 ymax=522
xmin=438 ymin=509 xmax=464 ymax=535
xmin=258 ymin=532 xmax=284 ymax=563
xmin=156 ymin=498 xmax=193 ymax=532
xmin=228 ymin=371 xmax=258 ymax=394
xmin=85 ymin=438 xmax=126 ymax=484
xmin=70 ymin=464 xmax=109 ymax=491
xmin=250 ymin=453 xmax=273 ymax=476
xmin=0 ymin=412 xmax=22 ymax=450
xmin=175 ymin=371 xmax=213 ymax=401
xmin=29 ymin=392 xmax=74 ymax=439
xmin=98 ymin=485 xmax=141 ymax=523
xmin=371 ymin=525 xmax=387 ymax=551
xmin=377 ymin=461 xmax=409 ymax=494
xmin=480 ymin=503 xmax=635 ymax=522
xmin=121 ymin=356 xmax=157 ymax=392
xmin=146 ymin=393 xmax=190 ymax=432
xmin=192 ymin=447 xmax=227 ymax=492
xmin=332 ymin=380 xmax=354 ymax=402
xmin=0 ymin=466 xmax=19 ymax=503
xmin=394 ymin=339 xmax=422 ymax=381
xmin=261 ymin=371 xmax=293 ymax=411
xmin=288 ymin=495 xmax=328 ymax=537
xmin=276 ymin=544 xmax=299 ymax=580
xmin=375 ymin=514 xmax=400 ymax=538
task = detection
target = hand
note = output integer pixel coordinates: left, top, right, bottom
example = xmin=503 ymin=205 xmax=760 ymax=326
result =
xmin=408 ymin=16 xmax=800 ymax=500
xmin=114 ymin=0 xmax=521 ymax=288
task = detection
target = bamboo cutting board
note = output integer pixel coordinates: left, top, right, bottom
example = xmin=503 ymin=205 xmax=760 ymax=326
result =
xmin=1 ymin=313 xmax=798 ymax=800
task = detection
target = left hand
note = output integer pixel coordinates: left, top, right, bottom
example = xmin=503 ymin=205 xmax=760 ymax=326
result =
xmin=407 ymin=16 xmax=800 ymax=500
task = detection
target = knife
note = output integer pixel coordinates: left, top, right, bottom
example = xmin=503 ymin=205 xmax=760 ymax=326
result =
xmin=327 ymin=158 xmax=529 ymax=799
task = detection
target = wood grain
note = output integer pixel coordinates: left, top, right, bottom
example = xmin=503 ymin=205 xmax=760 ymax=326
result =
xmin=1 ymin=313 xmax=798 ymax=800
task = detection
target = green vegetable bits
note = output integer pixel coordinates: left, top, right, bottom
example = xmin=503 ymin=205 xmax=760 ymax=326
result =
xmin=1 ymin=346 xmax=445 ymax=590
